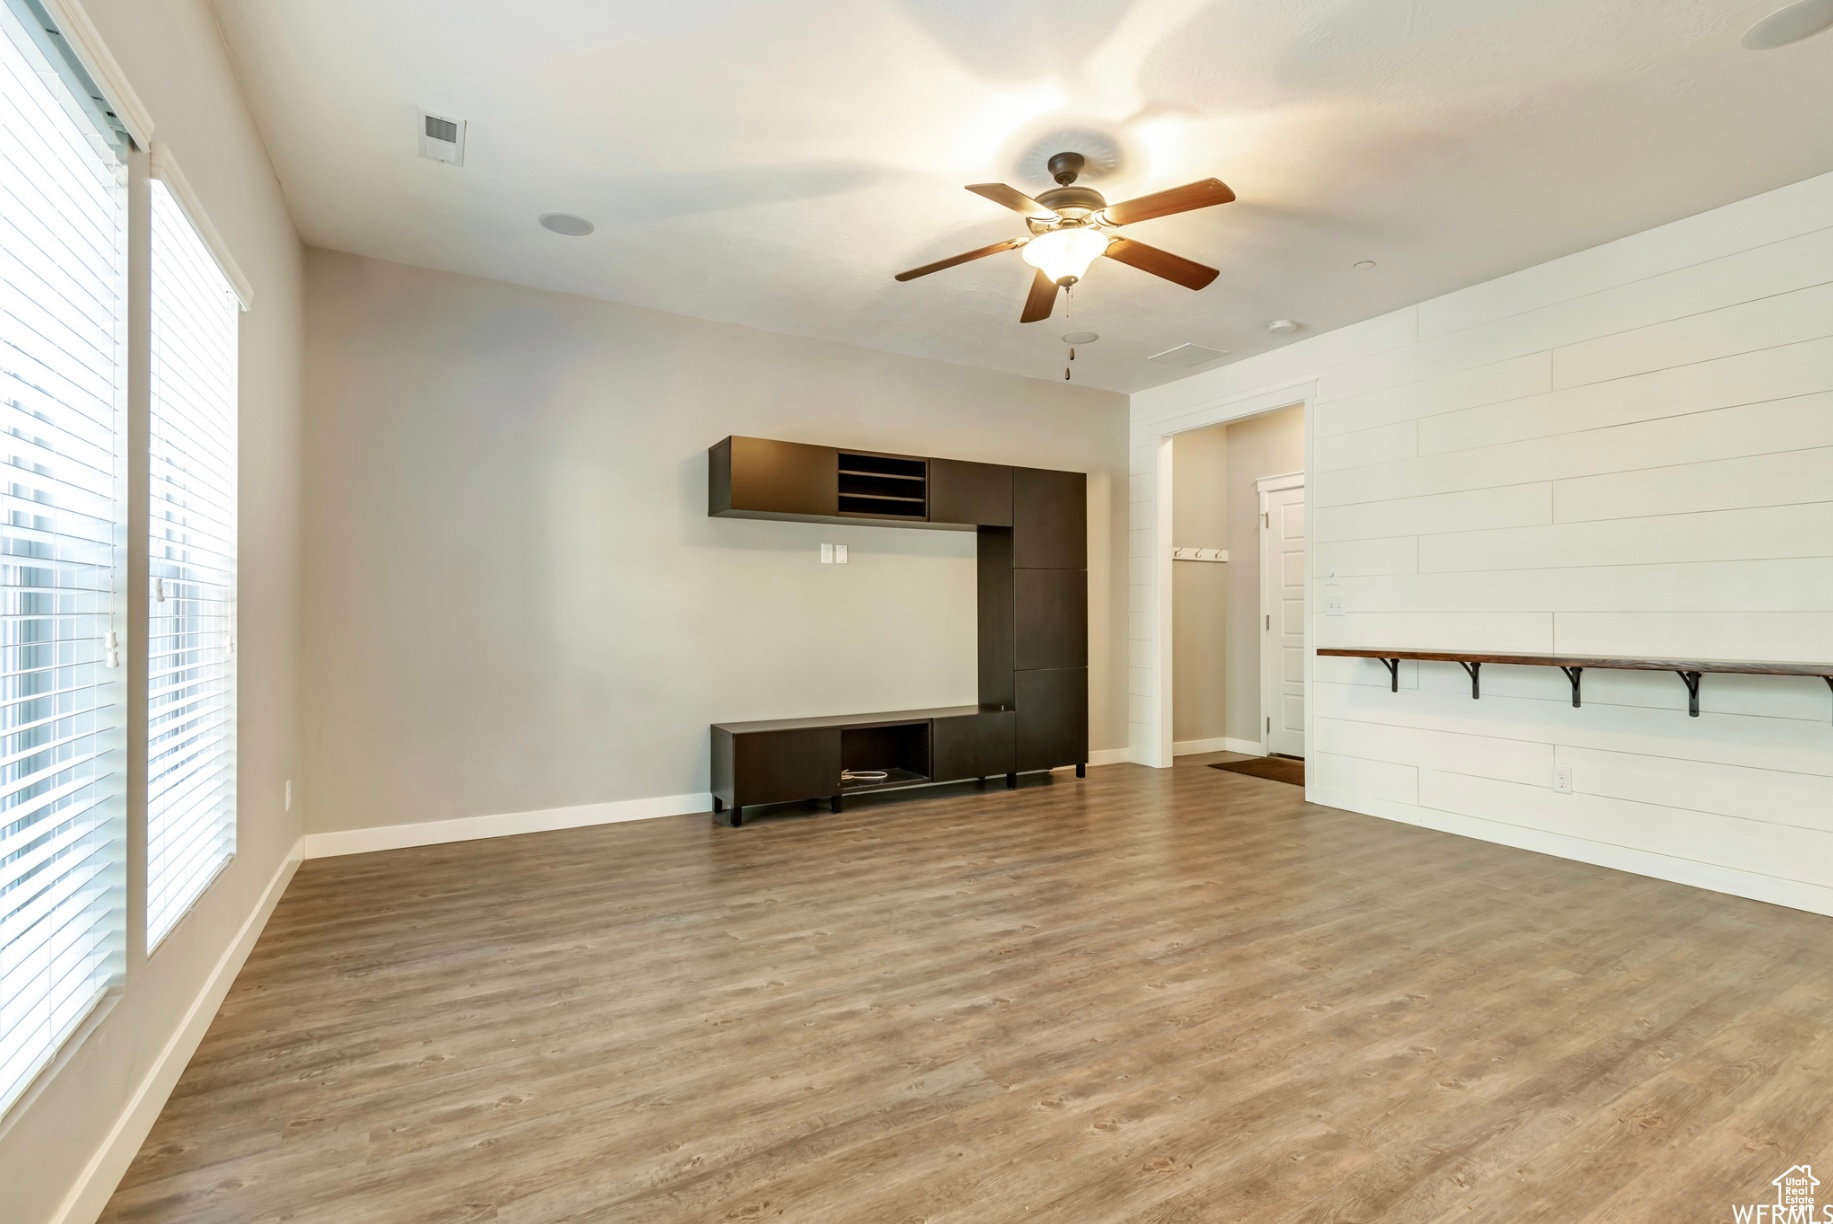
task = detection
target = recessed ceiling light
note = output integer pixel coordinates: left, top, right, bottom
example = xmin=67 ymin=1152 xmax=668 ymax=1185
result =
xmin=539 ymin=213 xmax=595 ymax=237
xmin=1352 ymin=260 xmax=1377 ymax=270
xmin=1744 ymin=0 xmax=1833 ymax=48
xmin=1062 ymin=331 xmax=1099 ymax=344
xmin=1267 ymin=319 xmax=1300 ymax=334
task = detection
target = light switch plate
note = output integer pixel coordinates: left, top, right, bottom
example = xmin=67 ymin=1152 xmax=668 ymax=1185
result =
xmin=1325 ymin=566 xmax=1339 ymax=586
xmin=820 ymin=543 xmax=834 ymax=564
xmin=1325 ymin=596 xmax=1345 ymax=616
xmin=835 ymin=544 xmax=849 ymax=564
xmin=1553 ymin=768 xmax=1573 ymax=795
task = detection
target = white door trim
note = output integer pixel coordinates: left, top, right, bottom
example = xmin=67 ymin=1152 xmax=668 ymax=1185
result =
xmin=1257 ymin=472 xmax=1305 ymax=757
xmin=1144 ymin=381 xmax=1316 ymax=793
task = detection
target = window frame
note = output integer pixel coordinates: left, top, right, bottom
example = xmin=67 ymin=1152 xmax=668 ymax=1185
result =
xmin=0 ymin=0 xmax=131 ymax=1121
xmin=142 ymin=155 xmax=244 ymax=954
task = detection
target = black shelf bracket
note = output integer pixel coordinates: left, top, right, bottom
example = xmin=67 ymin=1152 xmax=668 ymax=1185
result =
xmin=1825 ymin=676 xmax=1833 ymax=725
xmin=1560 ymin=666 xmax=1583 ymax=708
xmin=1676 ymin=670 xmax=1702 ymax=717
xmin=1379 ymin=657 xmax=1399 ymax=692
xmin=1460 ymin=660 xmax=1481 ymax=699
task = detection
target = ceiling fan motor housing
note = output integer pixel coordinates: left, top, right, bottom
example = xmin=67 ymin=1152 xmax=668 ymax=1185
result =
xmin=1047 ymin=151 xmax=1086 ymax=185
xmin=1031 ymin=185 xmax=1107 ymax=222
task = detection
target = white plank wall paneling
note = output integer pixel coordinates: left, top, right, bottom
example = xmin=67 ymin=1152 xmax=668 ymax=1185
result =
xmin=1131 ymin=169 xmax=1833 ymax=917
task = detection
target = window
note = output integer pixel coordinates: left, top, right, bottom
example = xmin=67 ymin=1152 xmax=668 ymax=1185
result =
xmin=0 ymin=0 xmax=128 ymax=1112
xmin=144 ymin=178 xmax=237 ymax=949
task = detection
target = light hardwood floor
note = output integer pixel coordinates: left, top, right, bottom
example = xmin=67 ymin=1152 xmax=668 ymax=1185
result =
xmin=99 ymin=759 xmax=1833 ymax=1223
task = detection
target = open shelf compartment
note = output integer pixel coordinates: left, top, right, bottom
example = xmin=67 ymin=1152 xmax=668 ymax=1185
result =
xmin=840 ymin=722 xmax=931 ymax=791
xmin=839 ymin=451 xmax=926 ymax=519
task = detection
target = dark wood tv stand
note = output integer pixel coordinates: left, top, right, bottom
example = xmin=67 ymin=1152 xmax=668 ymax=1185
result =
xmin=710 ymin=705 xmax=1083 ymax=826
xmin=708 ymin=437 xmax=1089 ymax=826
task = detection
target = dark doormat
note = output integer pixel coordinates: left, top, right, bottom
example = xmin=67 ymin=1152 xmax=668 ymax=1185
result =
xmin=1210 ymin=755 xmax=1305 ymax=787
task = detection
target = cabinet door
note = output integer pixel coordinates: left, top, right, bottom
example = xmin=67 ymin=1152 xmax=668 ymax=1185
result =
xmin=733 ymin=727 xmax=841 ymax=805
xmin=930 ymin=459 xmax=1013 ymax=526
xmin=1015 ymin=667 xmax=1088 ymax=772
xmin=721 ymin=437 xmax=838 ymax=517
xmin=1014 ymin=467 xmax=1086 ymax=570
xmin=1015 ymin=568 xmax=1087 ymax=670
xmin=932 ymin=711 xmax=1016 ymax=780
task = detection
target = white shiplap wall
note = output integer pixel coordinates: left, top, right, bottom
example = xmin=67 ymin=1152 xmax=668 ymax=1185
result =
xmin=1130 ymin=169 xmax=1833 ymax=917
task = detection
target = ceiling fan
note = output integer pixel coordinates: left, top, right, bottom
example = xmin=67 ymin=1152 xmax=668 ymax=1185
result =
xmin=894 ymin=152 xmax=1235 ymax=323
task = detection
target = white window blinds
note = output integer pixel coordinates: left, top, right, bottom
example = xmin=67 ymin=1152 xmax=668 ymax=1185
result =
xmin=145 ymin=178 xmax=236 ymax=950
xmin=0 ymin=0 xmax=126 ymax=1113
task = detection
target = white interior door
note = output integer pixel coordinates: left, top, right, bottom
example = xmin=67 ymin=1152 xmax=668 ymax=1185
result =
xmin=1259 ymin=476 xmax=1305 ymax=757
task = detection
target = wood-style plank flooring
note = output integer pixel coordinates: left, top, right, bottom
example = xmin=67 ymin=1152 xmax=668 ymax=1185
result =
xmin=100 ymin=758 xmax=1833 ymax=1223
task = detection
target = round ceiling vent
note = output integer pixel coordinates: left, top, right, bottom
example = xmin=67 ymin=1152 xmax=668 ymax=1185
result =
xmin=1062 ymin=331 xmax=1099 ymax=345
xmin=539 ymin=213 xmax=595 ymax=237
xmin=1744 ymin=0 xmax=1833 ymax=47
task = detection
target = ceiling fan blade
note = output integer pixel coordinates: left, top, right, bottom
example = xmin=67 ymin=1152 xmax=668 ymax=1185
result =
xmin=1020 ymin=268 xmax=1059 ymax=323
xmin=966 ymin=183 xmax=1060 ymax=221
xmin=1102 ymin=178 xmax=1235 ymax=226
xmin=894 ymin=238 xmax=1025 ymax=282
xmin=1103 ymin=237 xmax=1220 ymax=290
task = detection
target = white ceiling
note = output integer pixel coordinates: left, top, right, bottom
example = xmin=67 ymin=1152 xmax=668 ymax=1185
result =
xmin=210 ymin=0 xmax=1833 ymax=393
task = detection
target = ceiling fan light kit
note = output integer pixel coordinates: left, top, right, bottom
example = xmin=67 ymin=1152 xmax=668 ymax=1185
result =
xmin=1021 ymin=227 xmax=1109 ymax=286
xmin=895 ymin=150 xmax=1235 ymax=324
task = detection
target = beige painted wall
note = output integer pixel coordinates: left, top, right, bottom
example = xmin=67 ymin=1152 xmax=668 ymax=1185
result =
xmin=299 ymin=250 xmax=1129 ymax=834
xmin=1225 ymin=406 xmax=1306 ymax=745
xmin=1 ymin=2 xmax=304 ymax=1222
xmin=1171 ymin=422 xmax=1228 ymax=744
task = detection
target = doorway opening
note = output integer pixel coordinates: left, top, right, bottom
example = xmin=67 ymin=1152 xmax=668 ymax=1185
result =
xmin=1167 ymin=402 xmax=1306 ymax=765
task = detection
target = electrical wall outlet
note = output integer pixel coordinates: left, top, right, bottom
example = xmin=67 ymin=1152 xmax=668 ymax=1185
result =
xmin=1325 ymin=596 xmax=1345 ymax=616
xmin=1552 ymin=767 xmax=1573 ymax=795
xmin=820 ymin=543 xmax=834 ymax=564
xmin=835 ymin=544 xmax=848 ymax=564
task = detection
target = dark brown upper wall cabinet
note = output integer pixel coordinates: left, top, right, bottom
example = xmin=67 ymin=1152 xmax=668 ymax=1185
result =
xmin=1014 ymin=467 xmax=1087 ymax=570
xmin=709 ymin=436 xmax=837 ymax=519
xmin=930 ymin=459 xmax=1013 ymax=527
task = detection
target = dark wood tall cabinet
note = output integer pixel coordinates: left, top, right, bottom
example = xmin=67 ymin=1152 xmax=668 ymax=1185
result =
xmin=708 ymin=436 xmax=1089 ymax=826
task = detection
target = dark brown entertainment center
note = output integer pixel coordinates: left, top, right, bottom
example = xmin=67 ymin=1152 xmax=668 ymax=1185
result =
xmin=708 ymin=436 xmax=1088 ymax=826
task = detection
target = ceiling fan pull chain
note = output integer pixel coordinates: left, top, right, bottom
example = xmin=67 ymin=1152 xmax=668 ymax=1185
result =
xmin=1064 ymin=288 xmax=1075 ymax=380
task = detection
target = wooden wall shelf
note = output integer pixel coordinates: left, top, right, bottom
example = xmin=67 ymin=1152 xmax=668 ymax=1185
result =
xmin=708 ymin=437 xmax=1088 ymax=825
xmin=1319 ymin=647 xmax=1833 ymax=719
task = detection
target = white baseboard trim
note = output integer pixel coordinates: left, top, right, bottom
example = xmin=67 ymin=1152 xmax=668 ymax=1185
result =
xmin=1085 ymin=748 xmax=1131 ymax=767
xmin=299 ymin=792 xmax=714 ymax=859
xmin=1172 ymin=737 xmax=1268 ymax=757
xmin=1306 ymin=788 xmax=1833 ymax=919
xmin=52 ymin=842 xmax=303 ymax=1224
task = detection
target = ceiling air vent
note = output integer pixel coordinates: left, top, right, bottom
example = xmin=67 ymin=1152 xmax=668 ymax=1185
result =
xmin=417 ymin=109 xmax=466 ymax=165
xmin=1148 ymin=343 xmax=1231 ymax=367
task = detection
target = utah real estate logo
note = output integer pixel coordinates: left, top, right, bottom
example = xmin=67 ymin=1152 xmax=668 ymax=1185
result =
xmin=1734 ymin=1166 xmax=1831 ymax=1223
